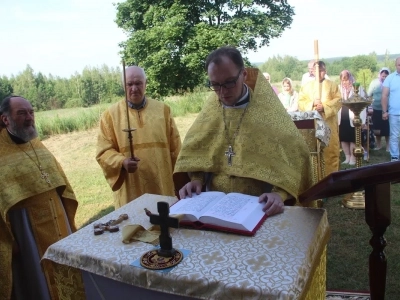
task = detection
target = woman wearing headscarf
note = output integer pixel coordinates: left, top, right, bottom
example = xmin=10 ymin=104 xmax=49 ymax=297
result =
xmin=367 ymin=67 xmax=390 ymax=151
xmin=278 ymin=77 xmax=298 ymax=112
xmin=338 ymin=70 xmax=367 ymax=165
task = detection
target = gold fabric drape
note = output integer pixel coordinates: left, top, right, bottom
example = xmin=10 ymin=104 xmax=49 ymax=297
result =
xmin=0 ymin=129 xmax=84 ymax=300
xmin=96 ymin=98 xmax=181 ymax=208
xmin=174 ymin=68 xmax=313 ymax=201
xmin=298 ymin=80 xmax=342 ymax=176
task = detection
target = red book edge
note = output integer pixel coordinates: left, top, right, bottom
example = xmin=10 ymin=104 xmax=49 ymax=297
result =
xmin=177 ymin=213 xmax=268 ymax=237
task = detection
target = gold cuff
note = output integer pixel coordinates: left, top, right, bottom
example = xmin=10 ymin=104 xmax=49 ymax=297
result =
xmin=271 ymin=186 xmax=288 ymax=202
xmin=189 ymin=172 xmax=205 ymax=186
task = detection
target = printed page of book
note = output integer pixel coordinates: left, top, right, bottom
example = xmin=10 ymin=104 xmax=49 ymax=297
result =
xmin=169 ymin=191 xmax=226 ymax=222
xmin=199 ymin=193 xmax=265 ymax=232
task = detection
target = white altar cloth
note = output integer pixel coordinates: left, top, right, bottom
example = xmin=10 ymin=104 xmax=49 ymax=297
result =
xmin=42 ymin=193 xmax=329 ymax=300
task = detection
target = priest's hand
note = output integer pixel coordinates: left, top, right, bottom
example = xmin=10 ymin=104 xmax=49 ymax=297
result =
xmin=122 ymin=157 xmax=140 ymax=173
xmin=258 ymin=193 xmax=284 ymax=217
xmin=179 ymin=180 xmax=202 ymax=199
xmin=315 ymin=103 xmax=324 ymax=112
xmin=313 ymin=98 xmax=322 ymax=106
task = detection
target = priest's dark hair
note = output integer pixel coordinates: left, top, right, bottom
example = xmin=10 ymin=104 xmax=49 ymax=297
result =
xmin=205 ymin=46 xmax=244 ymax=71
xmin=314 ymin=61 xmax=326 ymax=70
xmin=0 ymin=95 xmax=22 ymax=128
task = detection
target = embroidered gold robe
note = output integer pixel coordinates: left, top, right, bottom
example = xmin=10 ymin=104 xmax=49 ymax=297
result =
xmin=174 ymin=69 xmax=313 ymax=202
xmin=298 ymin=80 xmax=342 ymax=176
xmin=96 ymin=98 xmax=181 ymax=208
xmin=0 ymin=129 xmax=85 ymax=300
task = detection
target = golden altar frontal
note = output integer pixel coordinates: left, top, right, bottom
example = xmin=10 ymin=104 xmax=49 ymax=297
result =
xmin=43 ymin=194 xmax=330 ymax=300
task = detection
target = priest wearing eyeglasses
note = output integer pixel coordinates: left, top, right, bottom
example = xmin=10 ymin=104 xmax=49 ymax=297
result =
xmin=174 ymin=46 xmax=314 ymax=216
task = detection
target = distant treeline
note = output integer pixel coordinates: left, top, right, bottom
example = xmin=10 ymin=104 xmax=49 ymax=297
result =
xmin=1 ymin=52 xmax=398 ymax=111
xmin=0 ymin=65 xmax=125 ymax=111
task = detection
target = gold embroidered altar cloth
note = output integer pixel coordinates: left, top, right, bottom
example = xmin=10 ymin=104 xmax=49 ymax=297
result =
xmin=43 ymin=194 xmax=330 ymax=300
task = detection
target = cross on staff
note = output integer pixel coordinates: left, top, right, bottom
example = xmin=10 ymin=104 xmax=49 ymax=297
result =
xmin=122 ymin=60 xmax=137 ymax=159
xmin=149 ymin=202 xmax=179 ymax=257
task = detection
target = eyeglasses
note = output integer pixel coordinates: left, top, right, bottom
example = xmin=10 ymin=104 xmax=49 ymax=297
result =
xmin=207 ymin=69 xmax=243 ymax=91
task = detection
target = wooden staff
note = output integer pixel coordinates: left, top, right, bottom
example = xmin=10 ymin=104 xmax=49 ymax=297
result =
xmin=122 ymin=60 xmax=136 ymax=159
xmin=314 ymin=40 xmax=321 ymax=101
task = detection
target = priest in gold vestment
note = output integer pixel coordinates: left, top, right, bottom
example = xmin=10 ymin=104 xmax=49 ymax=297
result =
xmin=174 ymin=47 xmax=313 ymax=216
xmin=96 ymin=66 xmax=181 ymax=208
xmin=0 ymin=96 xmax=84 ymax=300
xmin=298 ymin=61 xmax=342 ymax=176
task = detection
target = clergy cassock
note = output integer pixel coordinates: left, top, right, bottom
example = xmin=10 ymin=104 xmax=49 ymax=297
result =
xmin=174 ymin=68 xmax=313 ymax=203
xmin=0 ymin=129 xmax=85 ymax=300
xmin=298 ymin=79 xmax=342 ymax=176
xmin=96 ymin=98 xmax=181 ymax=208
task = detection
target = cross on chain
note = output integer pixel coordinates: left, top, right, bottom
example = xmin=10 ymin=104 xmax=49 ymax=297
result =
xmin=40 ymin=169 xmax=51 ymax=184
xmin=225 ymin=145 xmax=235 ymax=166
xmin=149 ymin=202 xmax=179 ymax=257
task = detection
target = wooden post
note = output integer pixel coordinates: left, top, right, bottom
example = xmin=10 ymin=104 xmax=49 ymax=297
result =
xmin=314 ymin=40 xmax=321 ymax=99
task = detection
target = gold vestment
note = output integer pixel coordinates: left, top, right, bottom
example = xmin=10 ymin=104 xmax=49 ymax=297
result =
xmin=298 ymin=80 xmax=342 ymax=176
xmin=0 ymin=129 xmax=84 ymax=300
xmin=96 ymin=98 xmax=181 ymax=208
xmin=174 ymin=68 xmax=312 ymax=202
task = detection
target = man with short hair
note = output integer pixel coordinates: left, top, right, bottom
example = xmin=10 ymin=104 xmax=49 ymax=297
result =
xmin=96 ymin=66 xmax=181 ymax=208
xmin=301 ymin=60 xmax=316 ymax=86
xmin=298 ymin=61 xmax=342 ymax=176
xmin=382 ymin=57 xmax=400 ymax=162
xmin=174 ymin=46 xmax=313 ymax=216
xmin=0 ymin=96 xmax=84 ymax=299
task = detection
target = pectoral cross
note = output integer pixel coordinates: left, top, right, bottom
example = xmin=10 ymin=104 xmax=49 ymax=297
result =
xmin=225 ymin=145 xmax=235 ymax=166
xmin=39 ymin=166 xmax=51 ymax=185
xmin=149 ymin=202 xmax=179 ymax=257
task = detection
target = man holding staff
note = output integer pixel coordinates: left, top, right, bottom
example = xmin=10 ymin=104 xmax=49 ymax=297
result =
xmin=96 ymin=66 xmax=181 ymax=208
xmin=298 ymin=41 xmax=342 ymax=176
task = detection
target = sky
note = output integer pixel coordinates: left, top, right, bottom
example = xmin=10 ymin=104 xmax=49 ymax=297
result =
xmin=0 ymin=0 xmax=398 ymax=78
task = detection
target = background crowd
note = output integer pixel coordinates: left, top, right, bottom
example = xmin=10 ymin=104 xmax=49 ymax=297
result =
xmin=265 ymin=58 xmax=397 ymax=171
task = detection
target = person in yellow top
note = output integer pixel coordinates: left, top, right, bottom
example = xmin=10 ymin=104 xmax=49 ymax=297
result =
xmin=0 ymin=96 xmax=84 ymax=300
xmin=96 ymin=66 xmax=181 ymax=208
xmin=174 ymin=46 xmax=313 ymax=216
xmin=298 ymin=61 xmax=342 ymax=176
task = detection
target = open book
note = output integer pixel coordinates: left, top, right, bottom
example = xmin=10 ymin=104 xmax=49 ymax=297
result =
xmin=169 ymin=191 xmax=267 ymax=236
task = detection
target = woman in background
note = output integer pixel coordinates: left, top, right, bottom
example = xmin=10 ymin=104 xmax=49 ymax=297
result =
xmin=368 ymin=67 xmax=390 ymax=151
xmin=338 ymin=70 xmax=367 ymax=165
xmin=278 ymin=77 xmax=298 ymax=112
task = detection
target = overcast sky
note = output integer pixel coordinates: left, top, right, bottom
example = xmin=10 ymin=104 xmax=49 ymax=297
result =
xmin=1 ymin=0 xmax=398 ymax=78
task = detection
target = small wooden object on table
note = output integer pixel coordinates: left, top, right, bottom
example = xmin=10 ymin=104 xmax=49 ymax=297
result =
xmin=93 ymin=213 xmax=129 ymax=235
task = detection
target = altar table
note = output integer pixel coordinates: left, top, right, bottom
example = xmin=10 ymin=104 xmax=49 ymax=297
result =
xmin=43 ymin=194 xmax=330 ymax=300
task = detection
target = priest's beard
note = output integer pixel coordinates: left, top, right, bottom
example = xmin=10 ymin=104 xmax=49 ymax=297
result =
xmin=8 ymin=117 xmax=38 ymax=142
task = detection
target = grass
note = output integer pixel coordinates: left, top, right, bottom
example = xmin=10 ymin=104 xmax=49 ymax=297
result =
xmin=326 ymin=147 xmax=400 ymax=298
xmin=40 ymin=106 xmax=400 ymax=299
xmin=35 ymin=91 xmax=209 ymax=139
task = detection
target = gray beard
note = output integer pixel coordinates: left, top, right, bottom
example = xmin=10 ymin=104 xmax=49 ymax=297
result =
xmin=8 ymin=118 xmax=38 ymax=142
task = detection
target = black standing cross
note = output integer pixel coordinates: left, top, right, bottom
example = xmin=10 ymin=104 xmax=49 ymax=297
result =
xmin=149 ymin=202 xmax=179 ymax=257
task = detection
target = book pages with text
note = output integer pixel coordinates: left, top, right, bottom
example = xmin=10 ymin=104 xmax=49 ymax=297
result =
xmin=170 ymin=191 xmax=226 ymax=222
xmin=200 ymin=193 xmax=265 ymax=232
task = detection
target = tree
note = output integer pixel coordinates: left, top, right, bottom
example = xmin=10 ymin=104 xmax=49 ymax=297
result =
xmin=351 ymin=55 xmax=377 ymax=74
xmin=0 ymin=76 xmax=13 ymax=100
xmin=115 ymin=0 xmax=295 ymax=97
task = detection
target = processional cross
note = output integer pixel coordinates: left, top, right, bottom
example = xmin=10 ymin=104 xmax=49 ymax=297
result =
xmin=149 ymin=202 xmax=179 ymax=257
xmin=225 ymin=145 xmax=235 ymax=166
